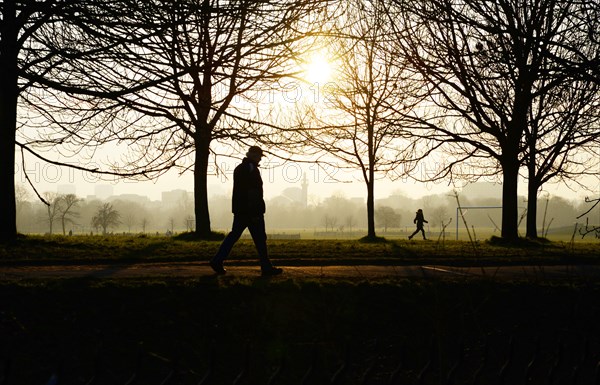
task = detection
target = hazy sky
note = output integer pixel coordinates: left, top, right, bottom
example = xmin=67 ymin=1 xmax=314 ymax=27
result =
xmin=15 ymin=51 xmax=599 ymax=205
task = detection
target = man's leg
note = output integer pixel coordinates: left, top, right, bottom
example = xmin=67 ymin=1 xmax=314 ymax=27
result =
xmin=247 ymin=215 xmax=273 ymax=270
xmin=248 ymin=215 xmax=282 ymax=275
xmin=211 ymin=216 xmax=247 ymax=269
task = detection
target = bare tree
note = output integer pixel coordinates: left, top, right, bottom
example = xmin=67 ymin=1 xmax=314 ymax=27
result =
xmin=345 ymin=215 xmax=357 ymax=233
xmin=387 ymin=0 xmax=600 ymax=240
xmin=430 ymin=206 xmax=449 ymax=230
xmin=24 ymin=0 xmax=332 ymax=240
xmin=123 ymin=213 xmax=136 ymax=234
xmin=524 ymin=79 xmax=600 ymax=238
xmin=298 ymin=0 xmax=419 ymax=240
xmin=1 ymin=0 xmax=171 ymax=242
xmin=15 ymin=184 xmax=33 ymax=232
xmin=91 ymin=203 xmax=121 ymax=235
xmin=375 ymin=206 xmax=401 ymax=233
xmin=58 ymin=194 xmax=81 ymax=235
xmin=15 ymin=184 xmax=30 ymax=211
xmin=15 ymin=184 xmax=31 ymax=228
xmin=42 ymin=192 xmax=61 ymax=235
xmin=0 ymin=0 xmax=72 ymax=242
xmin=324 ymin=215 xmax=338 ymax=233
xmin=577 ymin=197 xmax=600 ymax=239
xmin=140 ymin=217 xmax=150 ymax=234
xmin=184 ymin=215 xmax=195 ymax=232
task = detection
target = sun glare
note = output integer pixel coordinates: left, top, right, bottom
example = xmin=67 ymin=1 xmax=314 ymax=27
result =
xmin=305 ymin=54 xmax=333 ymax=85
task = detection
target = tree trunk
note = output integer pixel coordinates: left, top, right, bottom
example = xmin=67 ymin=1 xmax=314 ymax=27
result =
xmin=366 ymin=174 xmax=376 ymax=240
xmin=526 ymin=158 xmax=539 ymax=239
xmin=365 ymin=116 xmax=377 ymax=240
xmin=0 ymin=0 xmax=18 ymax=243
xmin=194 ymin=137 xmax=212 ymax=238
xmin=525 ymin=183 xmax=539 ymax=239
xmin=501 ymin=159 xmax=520 ymax=240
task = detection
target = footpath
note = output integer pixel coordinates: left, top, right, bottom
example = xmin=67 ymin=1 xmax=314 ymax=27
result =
xmin=1 ymin=262 xmax=599 ymax=280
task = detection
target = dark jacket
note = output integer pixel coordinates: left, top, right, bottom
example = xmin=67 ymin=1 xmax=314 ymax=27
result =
xmin=232 ymin=158 xmax=265 ymax=216
xmin=413 ymin=211 xmax=428 ymax=227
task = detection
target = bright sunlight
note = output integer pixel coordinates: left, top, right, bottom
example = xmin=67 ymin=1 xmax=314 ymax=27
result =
xmin=304 ymin=54 xmax=333 ymax=85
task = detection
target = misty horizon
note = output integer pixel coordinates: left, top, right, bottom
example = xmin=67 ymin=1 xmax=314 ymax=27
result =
xmin=16 ymin=157 xmax=596 ymax=204
xmin=16 ymin=176 xmax=599 ymax=241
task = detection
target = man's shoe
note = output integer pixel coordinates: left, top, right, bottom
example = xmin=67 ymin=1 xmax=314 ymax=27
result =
xmin=261 ymin=267 xmax=283 ymax=276
xmin=209 ymin=260 xmax=226 ymax=275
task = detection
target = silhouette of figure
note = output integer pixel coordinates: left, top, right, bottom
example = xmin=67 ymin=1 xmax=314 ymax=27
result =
xmin=210 ymin=146 xmax=283 ymax=276
xmin=408 ymin=209 xmax=428 ymax=240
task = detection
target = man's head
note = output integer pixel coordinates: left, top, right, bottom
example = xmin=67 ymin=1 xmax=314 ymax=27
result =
xmin=246 ymin=145 xmax=264 ymax=163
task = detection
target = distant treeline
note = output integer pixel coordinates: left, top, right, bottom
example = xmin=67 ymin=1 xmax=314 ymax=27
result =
xmin=16 ymin=188 xmax=598 ymax=238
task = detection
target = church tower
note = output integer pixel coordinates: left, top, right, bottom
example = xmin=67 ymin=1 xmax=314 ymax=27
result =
xmin=301 ymin=173 xmax=308 ymax=208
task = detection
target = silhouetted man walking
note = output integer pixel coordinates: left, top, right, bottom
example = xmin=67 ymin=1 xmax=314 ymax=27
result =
xmin=210 ymin=146 xmax=282 ymax=276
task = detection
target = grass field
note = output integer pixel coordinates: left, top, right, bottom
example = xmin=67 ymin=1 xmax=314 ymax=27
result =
xmin=1 ymin=235 xmax=600 ymax=384
xmin=256 ymin=226 xmax=596 ymax=242
xmin=0 ymin=234 xmax=599 ymax=267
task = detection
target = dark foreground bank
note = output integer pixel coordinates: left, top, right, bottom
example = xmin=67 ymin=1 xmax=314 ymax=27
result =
xmin=1 ymin=276 xmax=599 ymax=384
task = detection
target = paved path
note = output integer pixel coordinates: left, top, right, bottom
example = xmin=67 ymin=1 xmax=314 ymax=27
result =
xmin=1 ymin=262 xmax=599 ymax=280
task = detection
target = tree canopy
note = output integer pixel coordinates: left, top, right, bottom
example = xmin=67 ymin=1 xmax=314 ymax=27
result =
xmin=3 ymin=0 xmax=599 ymax=242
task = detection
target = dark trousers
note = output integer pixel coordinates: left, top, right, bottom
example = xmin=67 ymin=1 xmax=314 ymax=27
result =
xmin=409 ymin=225 xmax=426 ymax=239
xmin=211 ymin=215 xmax=272 ymax=269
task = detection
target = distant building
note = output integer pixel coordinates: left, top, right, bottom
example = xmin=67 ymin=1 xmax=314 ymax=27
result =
xmin=162 ymin=189 xmax=193 ymax=207
xmin=278 ymin=174 xmax=308 ymax=207
xmin=208 ymin=183 xmax=227 ymax=198
xmin=57 ymin=184 xmax=76 ymax=195
xmin=94 ymin=184 xmax=114 ymax=200
xmin=109 ymin=194 xmax=150 ymax=203
xmin=301 ymin=173 xmax=308 ymax=207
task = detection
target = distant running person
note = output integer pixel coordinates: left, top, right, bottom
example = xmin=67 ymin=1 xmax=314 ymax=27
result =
xmin=209 ymin=146 xmax=283 ymax=276
xmin=408 ymin=209 xmax=428 ymax=240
